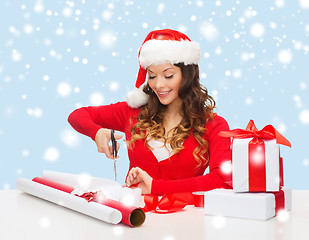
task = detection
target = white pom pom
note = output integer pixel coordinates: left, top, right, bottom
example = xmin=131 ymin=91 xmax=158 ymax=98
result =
xmin=126 ymin=87 xmax=149 ymax=108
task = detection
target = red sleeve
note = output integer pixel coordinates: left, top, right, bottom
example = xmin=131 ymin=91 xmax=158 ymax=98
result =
xmin=68 ymin=101 xmax=131 ymax=141
xmin=151 ymin=115 xmax=232 ymax=194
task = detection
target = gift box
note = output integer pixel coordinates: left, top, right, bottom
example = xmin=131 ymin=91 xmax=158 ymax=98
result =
xmin=232 ymin=138 xmax=282 ymax=192
xmin=204 ymin=188 xmax=292 ymax=221
xmin=219 ymin=120 xmax=291 ymax=192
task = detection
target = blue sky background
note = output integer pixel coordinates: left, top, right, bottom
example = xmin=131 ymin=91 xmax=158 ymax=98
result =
xmin=1 ymin=0 xmax=308 ymax=190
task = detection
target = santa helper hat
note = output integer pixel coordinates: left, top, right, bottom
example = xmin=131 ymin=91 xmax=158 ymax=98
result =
xmin=126 ymin=29 xmax=201 ymax=108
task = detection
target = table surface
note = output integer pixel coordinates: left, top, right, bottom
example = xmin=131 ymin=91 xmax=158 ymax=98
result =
xmin=1 ymin=190 xmax=309 ymax=240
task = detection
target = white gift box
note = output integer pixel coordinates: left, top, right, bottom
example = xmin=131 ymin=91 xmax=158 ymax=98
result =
xmin=232 ymin=138 xmax=281 ymax=192
xmin=204 ymin=188 xmax=292 ymax=221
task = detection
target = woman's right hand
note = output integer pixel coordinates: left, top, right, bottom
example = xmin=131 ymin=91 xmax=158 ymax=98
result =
xmin=94 ymin=128 xmax=122 ymax=159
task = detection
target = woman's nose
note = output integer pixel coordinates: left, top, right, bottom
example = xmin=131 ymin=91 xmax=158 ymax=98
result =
xmin=155 ymin=76 xmax=165 ymax=89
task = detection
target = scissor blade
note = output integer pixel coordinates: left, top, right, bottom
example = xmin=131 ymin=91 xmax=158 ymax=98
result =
xmin=114 ymin=158 xmax=117 ymax=182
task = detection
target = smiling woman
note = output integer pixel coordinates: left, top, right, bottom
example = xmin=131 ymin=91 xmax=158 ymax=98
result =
xmin=68 ymin=29 xmax=232 ymax=195
xmin=146 ymin=64 xmax=182 ymax=107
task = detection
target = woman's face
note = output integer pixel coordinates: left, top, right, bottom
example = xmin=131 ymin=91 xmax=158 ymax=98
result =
xmin=146 ymin=63 xmax=182 ymax=107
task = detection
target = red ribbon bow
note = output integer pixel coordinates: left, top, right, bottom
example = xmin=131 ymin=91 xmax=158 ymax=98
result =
xmin=142 ymin=193 xmax=195 ymax=213
xmin=219 ymin=120 xmax=291 ymax=147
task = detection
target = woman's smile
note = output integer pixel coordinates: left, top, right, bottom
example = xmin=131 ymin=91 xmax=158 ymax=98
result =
xmin=157 ymin=90 xmax=172 ymax=98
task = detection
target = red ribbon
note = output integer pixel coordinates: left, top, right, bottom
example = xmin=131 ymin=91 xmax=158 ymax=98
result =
xmin=142 ymin=193 xmax=197 ymax=213
xmin=193 ymin=193 xmax=205 ymax=208
xmin=273 ymin=190 xmax=285 ymax=214
xmin=218 ymin=120 xmax=291 ymax=147
xmin=279 ymin=156 xmax=284 ymax=187
xmin=77 ymin=191 xmax=97 ymax=202
xmin=248 ymin=137 xmax=266 ymax=191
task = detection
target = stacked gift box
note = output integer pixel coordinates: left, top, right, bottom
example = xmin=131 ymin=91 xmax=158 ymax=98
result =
xmin=204 ymin=120 xmax=292 ymax=220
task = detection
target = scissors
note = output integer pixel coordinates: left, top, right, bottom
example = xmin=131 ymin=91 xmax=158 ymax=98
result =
xmin=111 ymin=130 xmax=117 ymax=181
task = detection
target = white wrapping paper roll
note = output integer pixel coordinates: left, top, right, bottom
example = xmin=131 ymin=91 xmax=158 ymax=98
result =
xmin=16 ymin=178 xmax=122 ymax=224
xmin=42 ymin=170 xmax=144 ymax=207
xmin=42 ymin=170 xmax=123 ymax=201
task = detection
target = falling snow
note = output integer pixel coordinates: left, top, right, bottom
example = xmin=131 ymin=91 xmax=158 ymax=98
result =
xmin=57 ymin=82 xmax=72 ymax=97
xmin=250 ymin=23 xmax=265 ymax=38
xmin=212 ymin=215 xmax=226 ymax=229
xmin=60 ymin=129 xmax=81 ymax=148
xmin=0 ymin=0 xmax=308 ymax=192
xmin=39 ymin=217 xmax=51 ymax=228
xmin=89 ymin=92 xmax=104 ymax=105
xmin=43 ymin=147 xmax=60 ymax=162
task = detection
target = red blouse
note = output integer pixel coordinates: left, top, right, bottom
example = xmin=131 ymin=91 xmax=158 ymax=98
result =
xmin=68 ymin=101 xmax=232 ymax=194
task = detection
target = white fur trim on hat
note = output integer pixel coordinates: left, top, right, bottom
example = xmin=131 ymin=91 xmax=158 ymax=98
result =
xmin=139 ymin=39 xmax=201 ymax=69
xmin=126 ymin=86 xmax=149 ymax=108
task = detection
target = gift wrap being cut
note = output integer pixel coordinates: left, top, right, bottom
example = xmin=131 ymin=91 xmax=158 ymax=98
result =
xmin=204 ymin=188 xmax=292 ymax=220
xmin=16 ymin=171 xmax=146 ymax=227
xmin=42 ymin=170 xmax=144 ymax=207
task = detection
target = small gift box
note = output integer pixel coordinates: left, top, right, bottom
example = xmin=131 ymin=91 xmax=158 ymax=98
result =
xmin=204 ymin=188 xmax=292 ymax=221
xmin=219 ymin=120 xmax=291 ymax=192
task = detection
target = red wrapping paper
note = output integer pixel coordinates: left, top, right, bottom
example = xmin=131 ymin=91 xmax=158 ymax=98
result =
xmin=32 ymin=177 xmax=145 ymax=227
xmin=33 ymin=177 xmax=75 ymax=193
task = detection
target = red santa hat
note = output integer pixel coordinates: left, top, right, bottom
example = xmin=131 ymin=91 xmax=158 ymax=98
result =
xmin=126 ymin=29 xmax=201 ymax=108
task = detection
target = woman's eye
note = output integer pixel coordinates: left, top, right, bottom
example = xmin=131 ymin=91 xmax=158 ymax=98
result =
xmin=148 ymin=76 xmax=156 ymax=79
xmin=165 ymin=75 xmax=174 ymax=79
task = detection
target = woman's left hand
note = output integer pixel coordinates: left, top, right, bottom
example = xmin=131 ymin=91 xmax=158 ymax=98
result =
xmin=125 ymin=167 xmax=153 ymax=194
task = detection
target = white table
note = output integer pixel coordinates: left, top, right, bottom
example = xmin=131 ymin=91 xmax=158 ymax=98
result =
xmin=1 ymin=190 xmax=309 ymax=240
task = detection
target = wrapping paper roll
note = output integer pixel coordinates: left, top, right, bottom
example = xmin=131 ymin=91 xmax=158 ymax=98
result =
xmin=31 ymin=177 xmax=146 ymax=227
xmin=42 ymin=170 xmax=123 ymax=201
xmin=42 ymin=170 xmax=144 ymax=208
xmin=16 ymin=178 xmax=122 ymax=224
xmin=95 ymin=196 xmax=145 ymax=227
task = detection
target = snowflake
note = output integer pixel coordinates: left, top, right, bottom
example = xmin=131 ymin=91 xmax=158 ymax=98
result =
xmin=43 ymin=147 xmax=60 ymax=162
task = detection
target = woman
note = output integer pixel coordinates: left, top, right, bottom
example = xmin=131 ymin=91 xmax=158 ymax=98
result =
xmin=68 ymin=29 xmax=232 ymax=195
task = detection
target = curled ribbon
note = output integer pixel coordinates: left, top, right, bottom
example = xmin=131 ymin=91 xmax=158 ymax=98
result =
xmin=75 ymin=190 xmax=106 ymax=203
xmin=76 ymin=191 xmax=97 ymax=202
xmin=219 ymin=119 xmax=291 ymax=147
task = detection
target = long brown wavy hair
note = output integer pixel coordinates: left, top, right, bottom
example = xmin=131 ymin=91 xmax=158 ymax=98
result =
xmin=127 ymin=63 xmax=215 ymax=167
